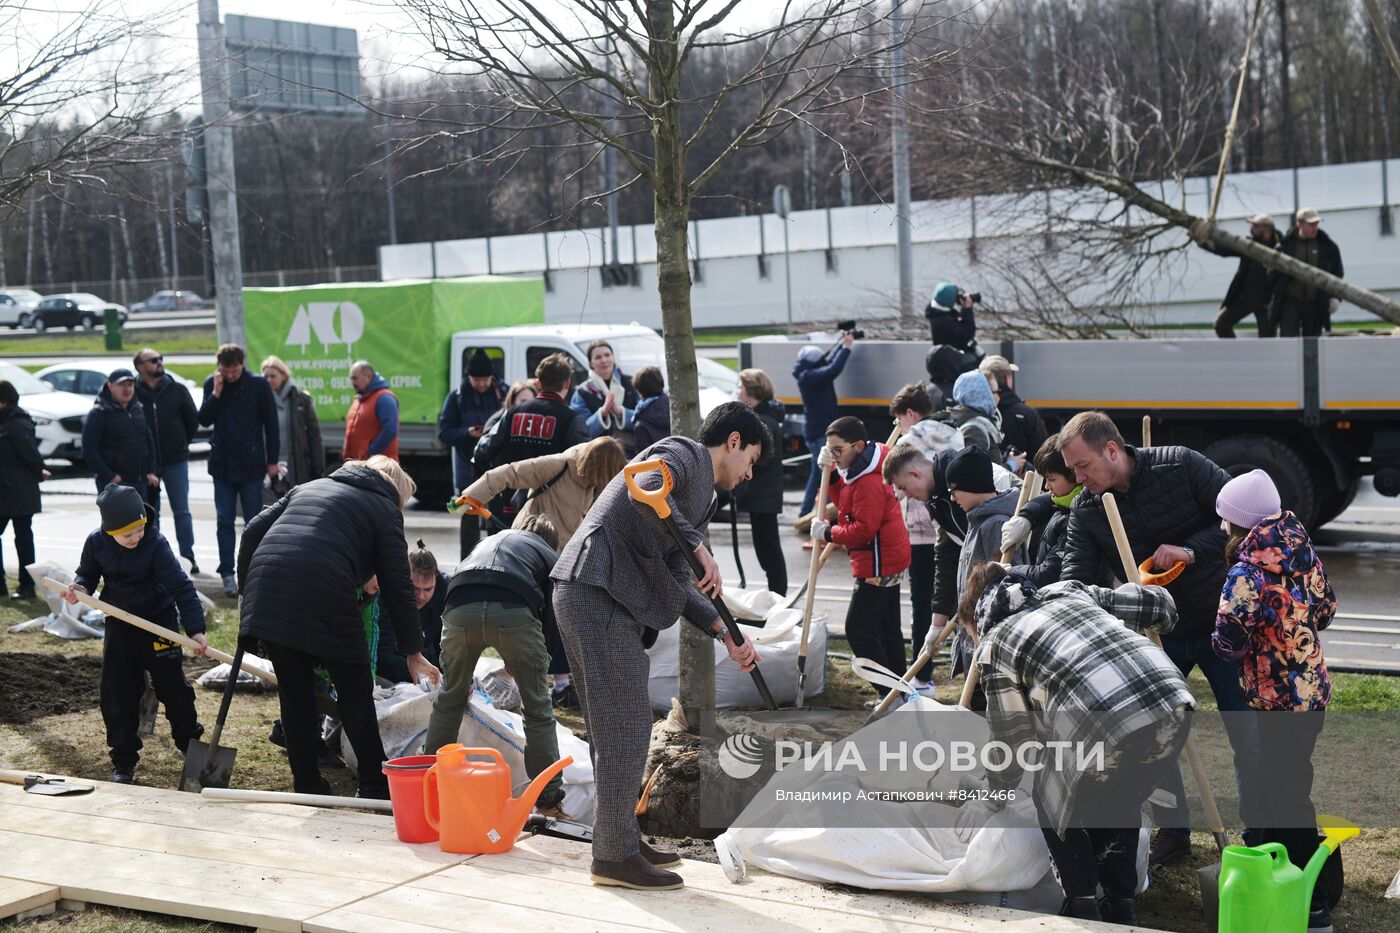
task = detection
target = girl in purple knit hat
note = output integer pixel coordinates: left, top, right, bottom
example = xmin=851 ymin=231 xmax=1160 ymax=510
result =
xmin=1211 ymin=468 xmax=1341 ymax=930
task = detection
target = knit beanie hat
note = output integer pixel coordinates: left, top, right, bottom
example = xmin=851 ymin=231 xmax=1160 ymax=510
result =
xmin=932 ymin=282 xmax=959 ymax=311
xmin=945 ymin=445 xmax=995 ymax=494
xmin=98 ymin=484 xmax=147 ymax=536
xmin=1216 ymin=469 xmax=1281 ymax=529
xmin=467 ymin=349 xmax=495 ymax=378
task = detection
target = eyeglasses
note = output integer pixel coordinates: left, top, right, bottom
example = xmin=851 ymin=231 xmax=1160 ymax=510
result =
xmin=140 ymin=356 xmax=163 ymax=365
xmin=827 ymin=444 xmax=851 ymax=456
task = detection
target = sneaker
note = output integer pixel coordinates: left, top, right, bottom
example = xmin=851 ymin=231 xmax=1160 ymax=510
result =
xmin=1148 ymin=830 xmax=1192 ymax=866
xmin=641 ymin=839 xmax=683 ymax=869
xmin=221 ymin=574 xmax=238 ymax=597
xmin=552 ymin=684 xmax=579 ymax=709
xmin=1307 ymin=905 xmax=1333 ymax=932
xmin=590 ymin=854 xmax=683 ymax=890
xmin=1098 ymin=896 xmax=1138 ymax=925
xmin=9 ymin=589 xmax=36 ymax=600
xmin=110 ymin=768 xmax=135 ymax=785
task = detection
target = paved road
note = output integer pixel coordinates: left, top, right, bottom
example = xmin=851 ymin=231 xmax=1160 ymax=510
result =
xmin=5 ymin=311 xmax=214 ymax=340
xmin=15 ymin=460 xmax=1400 ymax=674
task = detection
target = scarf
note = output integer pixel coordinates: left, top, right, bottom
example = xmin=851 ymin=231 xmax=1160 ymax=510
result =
xmin=1052 ymin=485 xmax=1082 ymax=509
xmin=271 ymin=381 xmax=294 ymax=469
xmin=587 ymin=370 xmax=628 ymax=430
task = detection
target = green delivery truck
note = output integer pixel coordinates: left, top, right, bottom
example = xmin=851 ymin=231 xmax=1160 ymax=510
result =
xmin=244 ymin=276 xmax=546 ymax=500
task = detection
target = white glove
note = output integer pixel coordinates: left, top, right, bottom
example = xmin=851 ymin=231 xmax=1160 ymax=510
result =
xmin=1328 ymin=297 xmax=1341 ymax=317
xmin=810 ymin=519 xmax=831 ymax=543
xmin=817 ymin=445 xmax=835 ymax=470
xmin=954 ymin=799 xmax=991 ymax=843
xmin=1000 ymin=515 xmax=1032 ymax=553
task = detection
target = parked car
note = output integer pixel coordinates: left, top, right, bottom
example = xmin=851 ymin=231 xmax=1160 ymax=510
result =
xmin=0 ymin=362 xmax=90 ymax=459
xmin=35 ymin=361 xmax=210 ymax=440
xmin=0 ymin=289 xmax=44 ymax=328
xmin=30 ymin=294 xmax=129 ymax=333
xmin=131 ymin=290 xmax=208 ymax=313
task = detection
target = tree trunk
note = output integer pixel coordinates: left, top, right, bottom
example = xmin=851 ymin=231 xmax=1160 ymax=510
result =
xmin=648 ymin=0 xmax=713 ymax=736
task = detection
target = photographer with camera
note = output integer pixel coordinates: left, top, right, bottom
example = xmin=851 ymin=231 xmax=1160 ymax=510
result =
xmin=925 ymin=282 xmax=984 ymax=372
xmin=793 ymin=323 xmax=859 ymax=518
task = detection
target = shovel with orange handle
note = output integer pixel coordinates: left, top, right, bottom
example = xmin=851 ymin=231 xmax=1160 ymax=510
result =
xmin=624 ymin=458 xmax=778 ymax=711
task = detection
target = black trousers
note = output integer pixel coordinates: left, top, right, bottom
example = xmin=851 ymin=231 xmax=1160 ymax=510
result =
xmin=0 ymin=514 xmax=36 ymax=594
xmin=907 ymin=543 xmax=935 ymax=681
xmin=1036 ymin=719 xmax=1187 ymax=900
xmin=749 ymin=512 xmax=787 ymax=596
xmin=1214 ymin=303 xmax=1276 ymax=339
xmin=845 ymin=580 xmax=904 ymax=695
xmin=1278 ymin=299 xmax=1325 ymax=338
xmin=265 ymin=641 xmax=389 ymax=795
xmin=1249 ymin=712 xmax=1342 ymax=910
xmin=100 ymin=610 xmax=201 ymax=770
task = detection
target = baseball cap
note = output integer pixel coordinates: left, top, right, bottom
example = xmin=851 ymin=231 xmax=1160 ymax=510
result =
xmin=1296 ymin=207 xmax=1321 ymax=224
xmin=1247 ymin=213 xmax=1275 ymax=226
xmin=107 ymin=368 xmax=136 ymax=383
xmin=978 ymin=354 xmax=1019 ymax=377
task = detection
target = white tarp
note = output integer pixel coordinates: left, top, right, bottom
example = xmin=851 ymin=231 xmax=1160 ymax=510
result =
xmin=340 ymin=659 xmax=596 ymax=824
xmin=647 ymin=607 xmax=827 ymax=712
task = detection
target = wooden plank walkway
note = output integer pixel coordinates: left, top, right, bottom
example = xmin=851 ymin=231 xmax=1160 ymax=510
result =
xmin=0 ymin=779 xmax=1139 ymax=931
xmin=0 ymin=877 xmax=60 ymax=922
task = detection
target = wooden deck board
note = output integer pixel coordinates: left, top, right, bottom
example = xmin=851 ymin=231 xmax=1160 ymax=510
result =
xmin=0 ymin=778 xmax=1135 ymax=932
xmin=0 ymin=878 xmax=60 ymax=921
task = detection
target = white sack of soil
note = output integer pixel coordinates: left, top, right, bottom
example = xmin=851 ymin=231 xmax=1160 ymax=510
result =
xmin=196 ymin=654 xmax=277 ymax=690
xmin=340 ymin=676 xmax=597 ymax=825
xmin=721 ymin=587 xmax=785 ymax=621
xmin=15 ymin=562 xmax=104 ymax=639
xmin=647 ymin=608 xmax=827 ymax=711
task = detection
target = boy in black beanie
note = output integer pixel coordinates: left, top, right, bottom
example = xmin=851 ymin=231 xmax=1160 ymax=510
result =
xmin=945 ymin=446 xmax=1025 ymax=703
xmin=63 ymin=484 xmax=208 ymax=784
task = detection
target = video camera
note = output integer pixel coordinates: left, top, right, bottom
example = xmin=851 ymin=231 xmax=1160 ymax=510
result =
xmin=837 ymin=319 xmax=866 ymax=340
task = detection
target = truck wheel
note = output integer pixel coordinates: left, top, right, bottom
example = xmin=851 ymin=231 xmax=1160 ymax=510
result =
xmin=1313 ymin=476 xmax=1360 ymax=528
xmin=1203 ymin=435 xmax=1317 ymax=528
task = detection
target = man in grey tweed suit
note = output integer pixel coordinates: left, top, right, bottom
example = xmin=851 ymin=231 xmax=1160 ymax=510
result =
xmin=552 ymin=402 xmax=769 ymax=890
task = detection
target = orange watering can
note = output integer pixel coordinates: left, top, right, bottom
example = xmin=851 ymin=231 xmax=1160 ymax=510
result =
xmin=423 ymin=744 xmax=573 ymax=855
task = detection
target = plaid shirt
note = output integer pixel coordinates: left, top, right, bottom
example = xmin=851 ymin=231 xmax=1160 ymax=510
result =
xmin=975 ymin=581 xmax=1195 ymax=836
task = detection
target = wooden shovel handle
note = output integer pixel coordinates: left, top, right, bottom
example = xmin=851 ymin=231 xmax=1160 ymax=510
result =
xmin=1100 ymin=495 xmax=1228 ymax=849
xmin=1000 ymin=472 xmax=1044 ymax=564
xmin=39 ymin=577 xmax=278 ymax=688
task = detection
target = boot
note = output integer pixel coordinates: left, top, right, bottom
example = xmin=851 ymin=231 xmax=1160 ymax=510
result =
xmin=641 ymin=838 xmax=682 ymax=869
xmin=590 ymin=854 xmax=683 ymax=890
xmin=1098 ymin=896 xmax=1138 ymax=926
xmin=1058 ymin=896 xmax=1102 ymax=921
xmin=1148 ymin=829 xmax=1192 ymax=866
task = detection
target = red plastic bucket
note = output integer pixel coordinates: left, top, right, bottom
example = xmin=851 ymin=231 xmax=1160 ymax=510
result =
xmin=383 ymin=755 xmax=438 ymax=843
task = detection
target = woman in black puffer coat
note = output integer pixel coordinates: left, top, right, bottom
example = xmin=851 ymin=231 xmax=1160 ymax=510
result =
xmin=735 ymin=369 xmax=788 ymax=595
xmin=237 ymin=456 xmax=441 ymax=797
xmin=0 ymin=382 xmax=45 ymax=599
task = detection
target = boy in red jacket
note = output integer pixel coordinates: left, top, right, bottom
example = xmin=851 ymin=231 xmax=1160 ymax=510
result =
xmin=811 ymin=416 xmax=912 ymax=695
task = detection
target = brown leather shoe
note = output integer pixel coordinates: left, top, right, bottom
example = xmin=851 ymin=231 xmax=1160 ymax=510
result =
xmin=590 ymin=854 xmax=683 ymax=890
xmin=641 ymin=838 xmax=682 ymax=869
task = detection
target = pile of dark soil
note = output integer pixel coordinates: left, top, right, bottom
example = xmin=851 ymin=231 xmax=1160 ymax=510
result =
xmin=0 ymin=653 xmax=104 ymax=724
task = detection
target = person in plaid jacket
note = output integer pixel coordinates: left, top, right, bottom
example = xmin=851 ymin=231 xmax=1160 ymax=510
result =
xmin=956 ymin=563 xmax=1194 ymax=925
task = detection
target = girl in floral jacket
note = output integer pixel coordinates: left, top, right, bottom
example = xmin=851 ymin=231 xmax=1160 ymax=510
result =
xmin=1211 ymin=468 xmax=1341 ymax=926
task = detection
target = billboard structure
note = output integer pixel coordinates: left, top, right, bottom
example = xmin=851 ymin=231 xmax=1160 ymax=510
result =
xmin=224 ymin=15 xmax=360 ymax=114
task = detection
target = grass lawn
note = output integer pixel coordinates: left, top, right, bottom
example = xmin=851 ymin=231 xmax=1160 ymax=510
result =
xmin=7 ymin=327 xmax=218 ymax=357
xmin=2 ymin=591 xmax=1396 ymax=931
xmin=690 ymin=327 xmax=783 ymax=345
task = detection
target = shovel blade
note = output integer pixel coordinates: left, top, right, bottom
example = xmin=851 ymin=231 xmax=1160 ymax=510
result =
xmin=25 ymin=780 xmax=94 ymax=796
xmin=1198 ymin=860 xmax=1222 ymax=927
xmin=180 ymin=739 xmax=238 ymax=792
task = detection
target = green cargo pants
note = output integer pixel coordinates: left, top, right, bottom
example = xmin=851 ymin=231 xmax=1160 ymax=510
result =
xmin=424 ymin=601 xmax=564 ymax=807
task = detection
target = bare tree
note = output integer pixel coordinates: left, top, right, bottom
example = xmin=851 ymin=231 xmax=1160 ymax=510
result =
xmin=0 ymin=2 xmax=187 ymax=215
xmin=395 ymin=0 xmax=962 ymax=727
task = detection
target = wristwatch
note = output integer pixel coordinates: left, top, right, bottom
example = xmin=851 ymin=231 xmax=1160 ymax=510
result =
xmin=1181 ymin=547 xmax=1195 ymax=565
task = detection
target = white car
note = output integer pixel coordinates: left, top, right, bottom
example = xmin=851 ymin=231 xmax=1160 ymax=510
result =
xmin=0 ymin=363 xmax=91 ymax=459
xmin=0 ymin=289 xmax=43 ymax=328
xmin=34 ymin=361 xmax=209 ymax=439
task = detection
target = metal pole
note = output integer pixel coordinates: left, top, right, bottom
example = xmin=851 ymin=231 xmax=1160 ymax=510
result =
xmin=890 ymin=0 xmax=914 ymax=319
xmin=383 ymin=113 xmax=398 ymax=246
xmin=782 ymin=217 xmax=793 ymax=334
xmin=197 ymin=0 xmax=246 ymax=346
xmin=166 ymin=164 xmax=180 ymax=289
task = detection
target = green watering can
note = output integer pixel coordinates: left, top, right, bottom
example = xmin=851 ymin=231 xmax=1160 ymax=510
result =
xmin=1217 ymin=815 xmax=1358 ymax=933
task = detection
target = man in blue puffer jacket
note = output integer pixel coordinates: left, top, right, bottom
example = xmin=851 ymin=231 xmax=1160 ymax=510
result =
xmin=793 ymin=331 xmax=854 ymax=516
